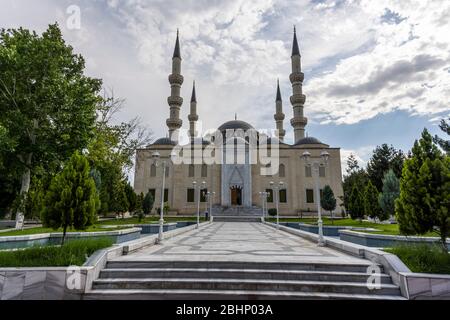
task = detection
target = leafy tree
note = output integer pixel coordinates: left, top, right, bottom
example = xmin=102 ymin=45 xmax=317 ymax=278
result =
xmin=24 ymin=175 xmax=45 ymax=220
xmin=142 ymin=190 xmax=154 ymax=215
xmin=348 ymin=185 xmax=364 ymax=221
xmin=367 ymin=144 xmax=405 ymax=191
xmin=342 ymin=154 xmax=369 ymax=215
xmin=378 ymin=169 xmax=400 ymax=220
xmin=433 ymin=117 xmax=449 ymax=154
xmin=124 ymin=182 xmax=137 ymax=213
xmin=396 ymin=129 xmax=450 ymax=250
xmin=85 ymin=92 xmax=152 ymax=215
xmin=0 ymin=24 xmax=102 ymax=219
xmin=364 ymin=180 xmax=384 ymax=221
xmin=109 ymin=178 xmax=129 ymax=217
xmin=268 ymin=208 xmax=277 ymax=217
xmin=41 ymin=151 xmax=99 ymax=245
xmin=321 ymin=185 xmax=337 ymax=223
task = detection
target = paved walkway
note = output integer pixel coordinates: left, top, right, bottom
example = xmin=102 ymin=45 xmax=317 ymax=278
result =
xmin=113 ymin=222 xmax=371 ymax=265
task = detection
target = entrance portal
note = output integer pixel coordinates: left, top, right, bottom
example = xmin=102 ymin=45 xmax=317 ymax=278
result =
xmin=230 ymin=186 xmax=242 ymax=206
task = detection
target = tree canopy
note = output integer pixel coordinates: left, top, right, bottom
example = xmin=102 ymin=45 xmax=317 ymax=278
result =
xmin=395 ymin=129 xmax=449 ymax=250
xmin=367 ymin=144 xmax=405 ymax=191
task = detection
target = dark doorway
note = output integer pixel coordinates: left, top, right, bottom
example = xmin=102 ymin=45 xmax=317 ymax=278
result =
xmin=230 ymin=187 xmax=242 ymax=206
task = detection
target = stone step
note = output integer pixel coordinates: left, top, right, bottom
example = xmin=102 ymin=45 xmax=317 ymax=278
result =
xmin=84 ymin=289 xmax=406 ymax=300
xmin=213 ymin=216 xmax=261 ymax=222
xmin=99 ymin=268 xmax=392 ymax=284
xmin=92 ymin=278 xmax=401 ymax=296
xmin=106 ymin=260 xmax=379 ymax=273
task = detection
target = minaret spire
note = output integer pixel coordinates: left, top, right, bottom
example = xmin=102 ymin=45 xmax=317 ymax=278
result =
xmin=188 ymin=81 xmax=199 ymax=138
xmin=274 ymin=79 xmax=285 ymax=142
xmin=289 ymin=26 xmax=307 ymax=142
xmin=166 ymin=29 xmax=184 ymax=141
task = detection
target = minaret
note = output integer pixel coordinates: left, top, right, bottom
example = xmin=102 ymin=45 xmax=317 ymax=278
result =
xmin=289 ymin=26 xmax=308 ymax=142
xmin=188 ymin=81 xmax=198 ymax=138
xmin=274 ymin=79 xmax=286 ymax=142
xmin=166 ymin=29 xmax=184 ymax=141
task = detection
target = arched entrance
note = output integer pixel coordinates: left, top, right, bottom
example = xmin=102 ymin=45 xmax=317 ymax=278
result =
xmin=230 ymin=186 xmax=242 ymax=206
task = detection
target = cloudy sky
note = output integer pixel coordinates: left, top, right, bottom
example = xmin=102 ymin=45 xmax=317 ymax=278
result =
xmin=2 ymin=0 xmax=449 ymax=178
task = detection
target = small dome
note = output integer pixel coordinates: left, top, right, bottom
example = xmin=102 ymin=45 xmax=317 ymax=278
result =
xmin=152 ymin=137 xmax=176 ymax=146
xmin=294 ymin=136 xmax=323 ymax=146
xmin=218 ymin=120 xmax=254 ymax=132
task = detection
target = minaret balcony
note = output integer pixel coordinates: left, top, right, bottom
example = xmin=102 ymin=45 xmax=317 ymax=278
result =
xmin=167 ymin=96 xmax=183 ymax=106
xmin=168 ymin=74 xmax=184 ymax=85
xmin=290 ymin=116 xmax=308 ymax=127
xmin=290 ymin=94 xmax=306 ymax=105
xmin=274 ymin=113 xmax=285 ymax=121
xmin=289 ymin=72 xmax=304 ymax=84
xmin=166 ymin=118 xmax=182 ymax=128
xmin=188 ymin=114 xmax=199 ymax=121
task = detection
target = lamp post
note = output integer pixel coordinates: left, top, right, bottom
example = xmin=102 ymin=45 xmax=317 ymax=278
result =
xmin=193 ymin=180 xmax=206 ymax=229
xmin=302 ymin=150 xmax=330 ymax=246
xmin=152 ymin=151 xmax=176 ymax=244
xmin=259 ymin=191 xmax=269 ymax=222
xmin=270 ymin=181 xmax=284 ymax=229
xmin=205 ymin=191 xmax=215 ymax=222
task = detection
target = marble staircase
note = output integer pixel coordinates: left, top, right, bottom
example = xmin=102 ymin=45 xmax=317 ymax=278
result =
xmin=212 ymin=206 xmax=263 ymax=222
xmin=85 ymin=260 xmax=405 ymax=300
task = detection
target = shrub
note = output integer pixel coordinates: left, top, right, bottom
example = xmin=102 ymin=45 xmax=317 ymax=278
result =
xmin=386 ymin=243 xmax=450 ymax=274
xmin=268 ymin=208 xmax=277 ymax=217
xmin=0 ymin=238 xmax=113 ymax=267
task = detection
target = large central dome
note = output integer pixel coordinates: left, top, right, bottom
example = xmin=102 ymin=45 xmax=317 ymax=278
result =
xmin=217 ymin=120 xmax=254 ymax=132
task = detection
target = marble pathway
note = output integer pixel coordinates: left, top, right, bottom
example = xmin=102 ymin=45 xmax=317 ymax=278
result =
xmin=112 ymin=222 xmax=371 ymax=265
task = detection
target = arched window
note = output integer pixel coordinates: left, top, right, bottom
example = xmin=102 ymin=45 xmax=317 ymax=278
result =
xmin=201 ymin=164 xmax=207 ymax=177
xmin=279 ymin=164 xmax=286 ymax=177
xmin=188 ymin=164 xmax=195 ymax=177
xmin=150 ymin=164 xmax=156 ymax=177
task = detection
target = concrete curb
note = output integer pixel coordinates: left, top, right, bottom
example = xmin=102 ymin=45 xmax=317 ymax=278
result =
xmin=263 ymin=221 xmax=450 ymax=300
xmin=0 ymin=221 xmax=212 ymax=300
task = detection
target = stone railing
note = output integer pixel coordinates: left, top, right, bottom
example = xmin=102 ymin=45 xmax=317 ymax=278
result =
xmin=0 ymin=221 xmax=211 ymax=300
xmin=263 ymin=221 xmax=450 ymax=300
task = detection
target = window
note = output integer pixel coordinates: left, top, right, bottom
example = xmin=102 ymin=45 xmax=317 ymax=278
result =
xmin=266 ymin=189 xmax=274 ymax=203
xmin=320 ymin=189 xmax=323 ymax=199
xmin=150 ymin=164 xmax=156 ymax=177
xmin=319 ymin=166 xmax=325 ymax=177
xmin=305 ymin=166 xmax=312 ymax=177
xmin=201 ymin=164 xmax=208 ymax=177
xmin=164 ymin=189 xmax=169 ymax=202
xmin=279 ymin=164 xmax=285 ymax=177
xmin=188 ymin=164 xmax=195 ymax=177
xmin=279 ymin=189 xmax=287 ymax=203
xmin=306 ymin=189 xmax=314 ymax=203
xmin=200 ymin=188 xmax=208 ymax=202
xmin=165 ymin=166 xmax=169 ymax=177
xmin=187 ymin=189 xmax=195 ymax=202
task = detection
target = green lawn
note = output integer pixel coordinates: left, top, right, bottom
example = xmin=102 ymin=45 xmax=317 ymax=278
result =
xmin=0 ymin=225 xmax=129 ymax=237
xmin=386 ymin=244 xmax=450 ymax=274
xmin=98 ymin=216 xmax=208 ymax=226
xmin=0 ymin=238 xmax=113 ymax=267
xmin=266 ymin=217 xmax=440 ymax=237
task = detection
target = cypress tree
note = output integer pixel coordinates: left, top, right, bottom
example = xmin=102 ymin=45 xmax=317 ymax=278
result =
xmin=378 ymin=169 xmax=399 ymax=220
xmin=349 ymin=185 xmax=364 ymax=221
xmin=321 ymin=185 xmax=337 ymax=223
xmin=396 ymin=129 xmax=450 ymax=250
xmin=41 ymin=151 xmax=99 ymax=245
xmin=364 ymin=180 xmax=383 ymax=221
